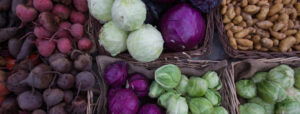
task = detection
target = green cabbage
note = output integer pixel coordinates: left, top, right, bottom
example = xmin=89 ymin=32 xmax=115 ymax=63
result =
xmin=176 ymin=75 xmax=189 ymax=95
xmin=257 ymin=80 xmax=287 ymax=103
xmin=187 ymin=77 xmax=208 ymax=97
xmin=294 ymin=67 xmax=300 ymax=89
xmin=158 ymin=90 xmax=177 ymax=108
xmin=213 ymin=106 xmax=229 ymax=114
xmin=267 ymin=64 xmax=294 ymax=89
xmin=204 ymin=89 xmax=221 ymax=106
xmin=251 ymin=72 xmax=267 ymax=83
xmin=248 ymin=97 xmax=275 ymax=114
xmin=99 ymin=21 xmax=128 ymax=56
xmin=127 ymin=24 xmax=164 ymax=62
xmin=236 ymin=80 xmax=257 ymax=99
xmin=239 ymin=103 xmax=265 ymax=114
xmin=275 ymin=98 xmax=300 ymax=114
xmin=286 ymin=87 xmax=300 ymax=102
xmin=88 ymin=0 xmax=113 ymax=23
xmin=189 ymin=97 xmax=213 ymax=114
xmin=203 ymin=71 xmax=220 ymax=89
xmin=167 ymin=95 xmax=188 ymax=114
xmin=155 ymin=64 xmax=181 ymax=89
xmin=148 ymin=81 xmax=165 ymax=98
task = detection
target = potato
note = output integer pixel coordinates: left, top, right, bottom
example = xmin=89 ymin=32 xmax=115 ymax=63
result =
xmin=238 ymin=46 xmax=250 ymax=50
xmin=296 ymin=3 xmax=300 ymax=13
xmin=229 ymin=37 xmax=238 ymax=49
xmin=241 ymin=0 xmax=248 ymax=7
xmin=236 ymin=39 xmax=254 ymax=47
xmin=288 ymin=20 xmax=294 ymax=28
xmin=227 ymin=30 xmax=234 ymax=38
xmin=269 ymin=14 xmax=279 ymax=22
xmin=296 ymin=31 xmax=300 ymax=44
xmin=225 ymin=23 xmax=234 ymax=30
xmin=235 ymin=28 xmax=252 ymax=38
xmin=252 ymin=35 xmax=261 ymax=44
xmin=227 ymin=4 xmax=236 ymax=19
xmin=285 ymin=29 xmax=297 ymax=36
xmin=249 ymin=0 xmax=259 ymax=5
xmin=256 ymin=28 xmax=270 ymax=38
xmin=235 ymin=7 xmax=241 ymax=15
xmin=255 ymin=43 xmax=262 ymax=50
xmin=223 ymin=15 xmax=231 ymax=24
xmin=268 ymin=3 xmax=284 ymax=16
xmin=279 ymin=13 xmax=289 ymax=24
xmin=257 ymin=1 xmax=269 ymax=6
xmin=279 ymin=36 xmax=296 ymax=52
xmin=241 ymin=13 xmax=254 ymax=26
xmin=273 ymin=21 xmax=285 ymax=31
xmin=221 ymin=6 xmax=227 ymax=15
xmin=233 ymin=15 xmax=243 ymax=24
xmin=257 ymin=6 xmax=270 ymax=20
xmin=222 ymin=0 xmax=227 ymax=6
xmin=239 ymin=21 xmax=247 ymax=27
xmin=261 ymin=38 xmax=274 ymax=48
xmin=282 ymin=0 xmax=291 ymax=4
xmin=270 ymin=31 xmax=287 ymax=40
xmin=273 ymin=39 xmax=280 ymax=46
xmin=244 ymin=5 xmax=261 ymax=14
xmin=256 ymin=21 xmax=273 ymax=29
xmin=259 ymin=47 xmax=269 ymax=51
xmin=231 ymin=26 xmax=244 ymax=33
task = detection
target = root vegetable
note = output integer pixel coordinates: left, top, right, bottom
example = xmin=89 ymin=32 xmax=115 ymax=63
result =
xmin=256 ymin=21 xmax=273 ymax=29
xmin=74 ymin=54 xmax=92 ymax=71
xmin=75 ymin=71 xmax=95 ymax=91
xmin=16 ymin=35 xmax=34 ymax=61
xmin=285 ymin=29 xmax=297 ymax=36
xmin=53 ymin=0 xmax=72 ymax=5
xmin=52 ymin=4 xmax=70 ymax=20
xmin=268 ymin=3 xmax=283 ymax=16
xmin=280 ymin=36 xmax=296 ymax=52
xmin=78 ymin=38 xmax=92 ymax=51
xmin=69 ymin=24 xmax=84 ymax=38
xmin=229 ymin=37 xmax=238 ymax=50
xmin=231 ymin=26 xmax=243 ymax=33
xmin=8 ymin=38 xmax=22 ymax=58
xmin=270 ymin=31 xmax=286 ymax=40
xmin=72 ymin=98 xmax=87 ymax=113
xmin=7 ymin=70 xmax=29 ymax=94
xmin=59 ymin=21 xmax=72 ymax=29
xmin=0 ymin=96 xmax=18 ymax=114
xmin=236 ymin=39 xmax=253 ymax=48
xmin=73 ymin=0 xmax=88 ymax=12
xmin=64 ymin=91 xmax=73 ymax=103
xmin=17 ymin=91 xmax=42 ymax=111
xmin=38 ymin=12 xmax=59 ymax=32
xmin=241 ymin=13 xmax=254 ymax=26
xmin=273 ymin=22 xmax=285 ymax=32
xmin=296 ymin=32 xmax=300 ymax=44
xmin=16 ymin=4 xmax=37 ymax=26
xmin=244 ymin=5 xmax=260 ymax=14
xmin=70 ymin=11 xmax=86 ymax=24
xmin=0 ymin=27 xmax=19 ymax=43
xmin=269 ymin=14 xmax=279 ymax=22
xmin=50 ymin=57 xmax=72 ymax=73
xmin=36 ymin=40 xmax=55 ymax=57
xmin=261 ymin=38 xmax=273 ymax=48
xmin=43 ymin=88 xmax=64 ymax=107
xmin=49 ymin=104 xmax=67 ymax=114
xmin=11 ymin=0 xmax=26 ymax=15
xmin=33 ymin=0 xmax=53 ymax=12
xmin=23 ymin=64 xmax=53 ymax=89
xmin=227 ymin=5 xmax=235 ymax=19
xmin=32 ymin=109 xmax=46 ymax=114
xmin=48 ymin=53 xmax=67 ymax=62
xmin=34 ymin=26 xmax=52 ymax=38
xmin=0 ymin=0 xmax=11 ymax=11
xmin=233 ymin=15 xmax=243 ymax=24
xmin=57 ymin=38 xmax=72 ymax=54
xmin=235 ymin=28 xmax=252 ymax=38
xmin=57 ymin=74 xmax=74 ymax=89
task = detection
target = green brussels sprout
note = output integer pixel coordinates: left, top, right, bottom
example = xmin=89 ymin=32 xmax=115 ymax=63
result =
xmin=275 ymin=98 xmax=300 ymax=114
xmin=167 ymin=95 xmax=188 ymax=114
xmin=111 ymin=0 xmax=146 ymax=31
xmin=248 ymin=97 xmax=275 ymax=114
xmin=239 ymin=103 xmax=265 ymax=114
xmin=215 ymin=80 xmax=223 ymax=90
xmin=203 ymin=71 xmax=220 ymax=89
xmin=158 ymin=90 xmax=176 ymax=108
xmin=257 ymin=80 xmax=287 ymax=103
xmin=213 ymin=106 xmax=229 ymax=114
xmin=176 ymin=75 xmax=189 ymax=95
xmin=286 ymin=87 xmax=300 ymax=102
xmin=88 ymin=0 xmax=113 ymax=23
xmin=204 ymin=89 xmax=221 ymax=106
xmin=251 ymin=72 xmax=267 ymax=83
xmin=187 ymin=77 xmax=208 ymax=97
xmin=267 ymin=64 xmax=294 ymax=89
xmin=236 ymin=80 xmax=257 ymax=99
xmin=99 ymin=21 xmax=128 ymax=56
xmin=294 ymin=67 xmax=300 ymax=89
xmin=189 ymin=97 xmax=213 ymax=114
xmin=155 ymin=64 xmax=181 ymax=89
xmin=148 ymin=81 xmax=165 ymax=98
xmin=127 ymin=24 xmax=164 ymax=62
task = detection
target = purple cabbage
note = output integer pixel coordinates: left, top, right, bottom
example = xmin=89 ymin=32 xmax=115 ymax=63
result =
xmin=160 ymin=3 xmax=206 ymax=52
xmin=104 ymin=61 xmax=128 ymax=87
xmin=128 ymin=73 xmax=149 ymax=97
xmin=190 ymin=0 xmax=219 ymax=13
xmin=138 ymin=104 xmax=161 ymax=114
xmin=109 ymin=89 xmax=139 ymax=114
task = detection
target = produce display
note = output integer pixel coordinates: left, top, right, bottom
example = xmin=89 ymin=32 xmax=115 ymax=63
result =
xmin=236 ymin=64 xmax=300 ymax=114
xmin=90 ymin=0 xmax=213 ymax=62
xmin=221 ymin=0 xmax=300 ymax=52
xmin=103 ymin=61 xmax=228 ymax=114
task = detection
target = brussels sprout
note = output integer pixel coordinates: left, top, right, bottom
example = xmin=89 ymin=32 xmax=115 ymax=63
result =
xmin=111 ymin=0 xmax=146 ymax=31
xmin=267 ymin=64 xmax=294 ymax=89
xmin=99 ymin=21 xmax=128 ymax=56
xmin=275 ymin=98 xmax=300 ymax=114
xmin=127 ymin=24 xmax=164 ymax=62
xmin=239 ymin=103 xmax=265 ymax=114
xmin=155 ymin=64 xmax=181 ymax=89
xmin=248 ymin=97 xmax=275 ymax=114
xmin=213 ymin=106 xmax=229 ymax=114
xmin=257 ymin=80 xmax=287 ymax=103
xmin=189 ymin=97 xmax=213 ymax=114
xmin=204 ymin=89 xmax=221 ymax=106
xmin=88 ymin=0 xmax=113 ymax=23
xmin=236 ymin=80 xmax=257 ymax=99
xmin=167 ymin=95 xmax=188 ymax=114
xmin=176 ymin=75 xmax=189 ymax=95
xmin=251 ymin=72 xmax=267 ymax=83
xmin=286 ymin=88 xmax=300 ymax=102
xmin=294 ymin=67 xmax=300 ymax=89
xmin=187 ymin=77 xmax=208 ymax=97
xmin=203 ymin=71 xmax=220 ymax=89
xmin=148 ymin=81 xmax=165 ymax=98
xmin=215 ymin=80 xmax=223 ymax=90
xmin=158 ymin=90 xmax=177 ymax=108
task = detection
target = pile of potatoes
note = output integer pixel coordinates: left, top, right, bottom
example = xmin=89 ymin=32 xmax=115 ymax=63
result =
xmin=221 ymin=0 xmax=300 ymax=52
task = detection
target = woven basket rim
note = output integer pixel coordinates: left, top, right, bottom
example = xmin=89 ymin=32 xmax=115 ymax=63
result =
xmin=214 ymin=4 xmax=300 ymax=59
xmin=88 ymin=9 xmax=215 ymax=62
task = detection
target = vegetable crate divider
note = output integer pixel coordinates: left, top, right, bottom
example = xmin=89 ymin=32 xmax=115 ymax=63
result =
xmin=214 ymin=3 xmax=300 ymax=59
xmin=87 ymin=10 xmax=214 ymax=62
xmin=228 ymin=57 xmax=300 ymax=114
xmin=95 ymin=55 xmax=236 ymax=114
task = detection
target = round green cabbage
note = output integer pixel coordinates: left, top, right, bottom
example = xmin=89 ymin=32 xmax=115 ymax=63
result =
xmin=148 ymin=81 xmax=165 ymax=98
xmin=155 ymin=64 xmax=181 ymax=89
xmin=275 ymin=99 xmax=300 ymax=114
xmin=88 ymin=0 xmax=113 ymax=23
xmin=167 ymin=95 xmax=188 ymax=114
xmin=294 ymin=67 xmax=300 ymax=89
xmin=213 ymin=106 xmax=229 ymax=114
xmin=189 ymin=97 xmax=213 ymax=114
xmin=158 ymin=90 xmax=177 ymax=108
xmin=251 ymin=72 xmax=267 ymax=83
xmin=99 ymin=21 xmax=128 ymax=56
xmin=111 ymin=0 xmax=146 ymax=31
xmin=203 ymin=71 xmax=220 ymax=89
xmin=267 ymin=64 xmax=294 ymax=89
xmin=204 ymin=89 xmax=221 ymax=106
xmin=286 ymin=87 xmax=300 ymax=102
xmin=239 ymin=103 xmax=265 ymax=114
xmin=236 ymin=80 xmax=257 ymax=99
xmin=127 ymin=24 xmax=164 ymax=62
xmin=257 ymin=80 xmax=287 ymax=103
xmin=176 ymin=75 xmax=189 ymax=95
xmin=248 ymin=97 xmax=275 ymax=114
xmin=187 ymin=77 xmax=208 ymax=97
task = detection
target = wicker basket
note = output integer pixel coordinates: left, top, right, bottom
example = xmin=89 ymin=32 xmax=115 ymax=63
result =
xmin=87 ymin=9 xmax=214 ymax=62
xmin=95 ymin=55 xmax=236 ymax=114
xmin=215 ymin=4 xmax=300 ymax=59
xmin=228 ymin=57 xmax=300 ymax=114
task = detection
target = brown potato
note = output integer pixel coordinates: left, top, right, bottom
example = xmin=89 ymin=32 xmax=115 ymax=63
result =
xmin=236 ymin=39 xmax=254 ymax=47
xmin=227 ymin=4 xmax=236 ymax=19
xmin=227 ymin=30 xmax=234 ymax=38
xmin=241 ymin=13 xmax=254 ymax=26
xmin=261 ymin=38 xmax=274 ymax=48
xmin=235 ymin=28 xmax=252 ymax=38
xmin=229 ymin=37 xmax=238 ymax=49
xmin=273 ymin=21 xmax=285 ymax=31
xmin=269 ymin=14 xmax=279 ymax=22
xmin=268 ymin=3 xmax=284 ymax=16
xmin=279 ymin=36 xmax=296 ymax=52
xmin=225 ymin=23 xmax=234 ymax=30
xmin=221 ymin=6 xmax=227 ymax=15
xmin=231 ymin=26 xmax=243 ymax=33
xmin=223 ymin=15 xmax=231 ymax=23
xmin=233 ymin=15 xmax=243 ymax=24
xmin=257 ymin=1 xmax=269 ymax=6
xmin=241 ymin=0 xmax=248 ymax=7
xmin=256 ymin=28 xmax=270 ymax=38
xmin=252 ymin=35 xmax=261 ymax=44
xmin=270 ymin=31 xmax=287 ymax=40
xmin=256 ymin=21 xmax=273 ymax=29
xmin=255 ymin=43 xmax=262 ymax=50
xmin=296 ymin=31 xmax=300 ymax=44
xmin=257 ymin=6 xmax=270 ymax=20
xmin=285 ymin=29 xmax=297 ymax=36
xmin=273 ymin=39 xmax=279 ymax=46
xmin=244 ymin=5 xmax=261 ymax=14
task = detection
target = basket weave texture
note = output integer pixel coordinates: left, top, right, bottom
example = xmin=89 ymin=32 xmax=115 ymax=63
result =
xmin=87 ymin=10 xmax=214 ymax=62
xmin=228 ymin=57 xmax=300 ymax=114
xmin=95 ymin=55 xmax=236 ymax=114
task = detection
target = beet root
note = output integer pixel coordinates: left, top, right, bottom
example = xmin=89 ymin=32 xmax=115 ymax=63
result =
xmin=16 ymin=35 xmax=35 ymax=61
xmin=16 ymin=4 xmax=37 ymax=26
xmin=69 ymin=24 xmax=84 ymax=39
xmin=52 ymin=4 xmax=70 ymax=20
xmin=36 ymin=39 xmax=55 ymax=57
xmin=17 ymin=91 xmax=42 ymax=111
xmin=50 ymin=57 xmax=72 ymax=73
xmin=72 ymin=97 xmax=87 ymax=113
xmin=6 ymin=70 xmax=29 ymax=94
xmin=0 ymin=96 xmax=18 ymax=114
xmin=23 ymin=64 xmax=53 ymax=89
xmin=8 ymin=38 xmax=22 ymax=58
xmin=78 ymin=38 xmax=92 ymax=51
xmin=73 ymin=0 xmax=88 ymax=12
xmin=38 ymin=12 xmax=59 ymax=32
xmin=75 ymin=71 xmax=95 ymax=91
xmin=49 ymin=104 xmax=67 ymax=114
xmin=64 ymin=91 xmax=73 ymax=103
xmin=74 ymin=54 xmax=92 ymax=71
xmin=33 ymin=0 xmax=53 ymax=12
xmin=32 ymin=109 xmax=46 ymax=114
xmin=48 ymin=52 xmax=66 ymax=62
xmin=57 ymin=38 xmax=72 ymax=54
xmin=70 ymin=11 xmax=86 ymax=24
xmin=34 ymin=26 xmax=52 ymax=38
xmin=57 ymin=74 xmax=74 ymax=89
xmin=43 ymin=88 xmax=64 ymax=107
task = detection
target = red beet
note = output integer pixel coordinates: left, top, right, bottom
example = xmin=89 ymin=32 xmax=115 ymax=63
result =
xmin=17 ymin=91 xmax=42 ymax=111
xmin=16 ymin=4 xmax=37 ymax=26
xmin=70 ymin=11 xmax=86 ymax=24
xmin=34 ymin=26 xmax=52 ymax=38
xmin=38 ymin=12 xmax=59 ymax=32
xmin=72 ymin=97 xmax=87 ymax=113
xmin=49 ymin=57 xmax=72 ymax=73
xmin=49 ymin=104 xmax=67 ymax=114
xmin=6 ymin=70 xmax=29 ymax=94
xmin=33 ymin=0 xmax=53 ymax=12
xmin=57 ymin=38 xmax=72 ymax=54
xmin=69 ymin=24 xmax=83 ymax=38
xmin=52 ymin=4 xmax=70 ymax=20
xmin=78 ymin=38 xmax=92 ymax=51
xmin=64 ymin=91 xmax=73 ymax=103
xmin=43 ymin=88 xmax=64 ymax=107
xmin=75 ymin=71 xmax=95 ymax=91
xmin=36 ymin=40 xmax=55 ymax=57
xmin=73 ymin=0 xmax=88 ymax=12
xmin=22 ymin=64 xmax=53 ymax=89
xmin=57 ymin=74 xmax=74 ymax=89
